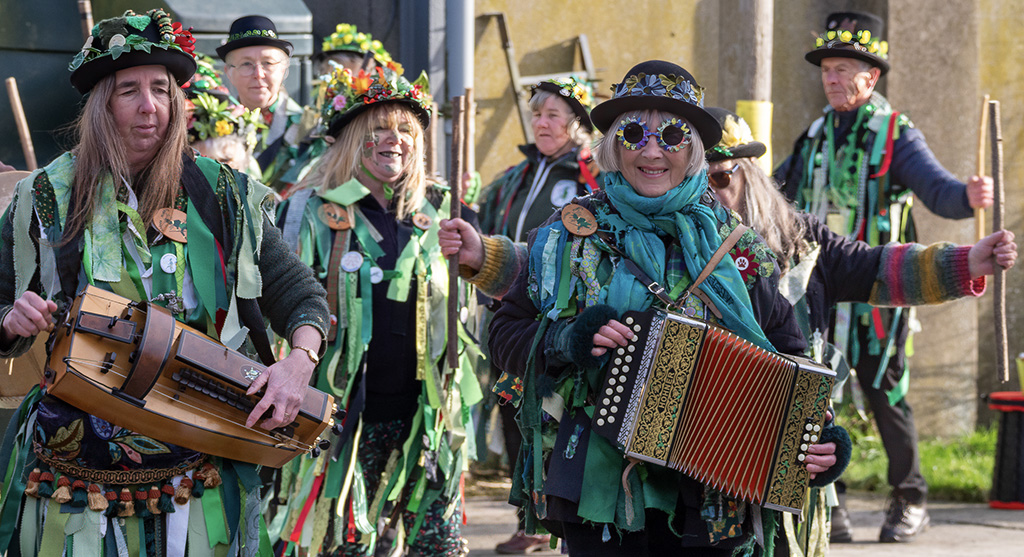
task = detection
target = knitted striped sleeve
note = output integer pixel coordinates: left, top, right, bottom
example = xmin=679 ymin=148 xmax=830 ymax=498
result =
xmin=868 ymin=242 xmax=985 ymax=306
xmin=460 ymin=234 xmax=527 ymax=300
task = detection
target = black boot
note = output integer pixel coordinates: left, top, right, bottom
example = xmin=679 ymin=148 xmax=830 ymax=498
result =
xmin=830 ymin=491 xmax=853 ymax=543
xmin=879 ymin=493 xmax=930 ymax=542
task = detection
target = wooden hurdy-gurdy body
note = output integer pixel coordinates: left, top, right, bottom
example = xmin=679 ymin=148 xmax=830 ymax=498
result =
xmin=591 ymin=309 xmax=835 ymax=514
xmin=43 ymin=286 xmax=333 ymax=468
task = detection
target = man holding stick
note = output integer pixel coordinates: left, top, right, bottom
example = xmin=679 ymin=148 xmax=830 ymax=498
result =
xmin=775 ymin=12 xmax=994 ymax=544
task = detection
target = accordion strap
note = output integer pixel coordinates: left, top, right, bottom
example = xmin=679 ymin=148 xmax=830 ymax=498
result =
xmin=595 ymin=224 xmax=749 ymax=319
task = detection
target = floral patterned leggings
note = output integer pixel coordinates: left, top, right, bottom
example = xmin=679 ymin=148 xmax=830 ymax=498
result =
xmin=336 ymin=419 xmax=465 ymax=557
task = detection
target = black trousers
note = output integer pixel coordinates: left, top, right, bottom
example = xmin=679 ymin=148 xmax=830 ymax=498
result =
xmin=500 ymin=396 xmax=526 ymax=530
xmin=846 ymin=313 xmax=927 ymax=504
xmin=560 ymin=513 xmax=735 ymax=557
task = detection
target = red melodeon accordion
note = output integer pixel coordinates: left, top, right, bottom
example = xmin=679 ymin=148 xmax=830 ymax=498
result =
xmin=591 ymin=309 xmax=835 ymax=514
xmin=43 ymin=286 xmax=334 ymax=468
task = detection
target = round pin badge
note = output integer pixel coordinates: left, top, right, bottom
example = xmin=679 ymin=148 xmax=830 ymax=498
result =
xmin=550 ymin=179 xmax=578 ymax=207
xmin=160 ymin=253 xmax=177 ymax=274
xmin=369 ymin=267 xmax=384 ymax=284
xmin=412 ymin=212 xmax=432 ymax=231
xmin=340 ymin=251 xmax=364 ymax=272
xmin=153 ymin=208 xmax=188 ymax=243
xmin=318 ymin=202 xmax=352 ymax=230
xmin=560 ymin=203 xmax=597 ymax=236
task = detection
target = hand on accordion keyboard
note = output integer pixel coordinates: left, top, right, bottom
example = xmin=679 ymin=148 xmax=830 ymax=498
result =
xmin=805 ymin=410 xmax=836 ymax=479
xmin=591 ymin=319 xmax=636 ymax=357
xmin=245 ymin=336 xmax=319 ymax=430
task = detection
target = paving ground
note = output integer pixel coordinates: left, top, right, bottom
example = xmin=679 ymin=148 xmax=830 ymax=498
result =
xmin=461 ymin=490 xmax=1024 ymax=556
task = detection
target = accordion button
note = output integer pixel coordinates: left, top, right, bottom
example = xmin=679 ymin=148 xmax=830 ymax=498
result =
xmin=625 ymin=355 xmax=632 ymax=363
xmin=803 ymin=434 xmax=811 ymax=441
xmin=602 ymin=398 xmax=610 ymax=406
xmin=813 ymin=425 xmax=821 ymax=432
xmin=599 ymin=408 xmax=607 ymax=416
xmin=614 ymin=396 xmax=621 ymax=403
xmin=611 ymin=368 xmax=620 ymax=376
xmin=615 ymin=358 xmax=622 ymax=365
xmin=611 ymin=406 xmax=618 ymax=413
xmin=617 ymin=348 xmax=625 ymax=355
xmin=798 ymin=454 xmax=806 ymax=461
xmin=606 ymin=388 xmax=614 ymax=396
xmin=625 ymin=317 xmax=634 ymax=325
xmin=621 ymin=366 xmax=629 ymax=373
xmin=616 ymin=385 xmax=624 ymax=393
xmin=805 ymin=424 xmax=814 ymax=431
xmin=627 ymin=345 xmax=635 ymax=353
xmin=800 ymin=444 xmax=808 ymax=451
xmin=811 ymin=435 xmax=819 ymax=442
xmin=608 ymin=416 xmax=616 ymax=423
xmin=597 ymin=418 xmax=605 ymax=426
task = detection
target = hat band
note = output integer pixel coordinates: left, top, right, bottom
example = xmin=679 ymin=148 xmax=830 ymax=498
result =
xmin=611 ymin=73 xmax=704 ymax=108
xmin=229 ymin=29 xmax=279 ymax=42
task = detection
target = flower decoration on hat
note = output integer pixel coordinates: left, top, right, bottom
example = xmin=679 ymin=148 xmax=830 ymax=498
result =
xmin=613 ymin=72 xmax=705 ymax=107
xmin=69 ymin=8 xmax=195 ymax=72
xmin=813 ymin=27 xmax=889 ymax=58
xmin=187 ymin=92 xmax=266 ymax=151
xmin=539 ymin=76 xmax=595 ymax=111
xmin=712 ymin=113 xmax=754 ymax=158
xmin=182 ymin=54 xmax=230 ymax=99
xmin=321 ymin=23 xmax=393 ymax=64
xmin=317 ymin=64 xmax=432 ymax=138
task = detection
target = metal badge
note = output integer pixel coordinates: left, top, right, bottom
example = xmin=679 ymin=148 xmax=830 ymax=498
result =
xmin=340 ymin=251 xmax=364 ymax=273
xmin=159 ymin=253 xmax=177 ymax=274
xmin=369 ymin=266 xmax=384 ymax=284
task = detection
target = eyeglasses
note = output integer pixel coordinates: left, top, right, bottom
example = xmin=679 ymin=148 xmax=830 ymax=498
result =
xmin=615 ymin=116 xmax=692 ymax=152
xmin=228 ymin=59 xmax=285 ymax=77
xmin=709 ymin=164 xmax=740 ymax=189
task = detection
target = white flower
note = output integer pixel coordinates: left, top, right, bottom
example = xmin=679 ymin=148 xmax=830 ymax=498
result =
xmin=108 ymin=34 xmax=126 ymax=48
xmin=81 ymin=35 xmax=94 ymax=53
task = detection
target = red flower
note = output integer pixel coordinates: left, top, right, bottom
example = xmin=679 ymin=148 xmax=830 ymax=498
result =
xmin=171 ymin=22 xmax=196 ymax=56
xmin=731 ymin=247 xmax=760 ymax=283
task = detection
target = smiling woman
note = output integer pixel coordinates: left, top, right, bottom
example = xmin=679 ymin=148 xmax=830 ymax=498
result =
xmin=271 ymin=66 xmax=478 ymax=556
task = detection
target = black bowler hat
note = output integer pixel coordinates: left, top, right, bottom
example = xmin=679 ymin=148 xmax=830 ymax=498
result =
xmin=532 ymin=76 xmax=595 ymax=131
xmin=590 ymin=60 xmax=721 ymax=147
xmin=216 ymin=15 xmax=293 ymax=61
xmin=705 ymin=108 xmax=766 ymax=163
xmin=69 ymin=8 xmax=197 ymax=95
xmin=805 ymin=12 xmax=890 ymax=75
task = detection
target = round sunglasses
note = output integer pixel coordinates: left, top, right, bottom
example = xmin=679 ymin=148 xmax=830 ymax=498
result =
xmin=615 ymin=116 xmax=692 ymax=152
xmin=709 ymin=164 xmax=740 ymax=188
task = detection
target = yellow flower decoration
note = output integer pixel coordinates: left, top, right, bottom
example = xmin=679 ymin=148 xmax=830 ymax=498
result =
xmin=215 ymin=120 xmax=234 ymax=136
xmin=859 ymin=29 xmax=872 ymax=44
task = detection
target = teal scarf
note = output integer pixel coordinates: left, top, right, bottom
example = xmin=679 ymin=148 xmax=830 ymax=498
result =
xmin=600 ymin=171 xmax=773 ymax=350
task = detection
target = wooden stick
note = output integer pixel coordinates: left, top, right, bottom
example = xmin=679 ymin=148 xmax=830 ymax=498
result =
xmin=446 ymin=96 xmax=465 ymax=370
xmin=975 ymin=93 xmax=990 ymax=241
xmin=5 ymin=78 xmax=37 ymax=171
xmin=989 ymin=100 xmax=1008 ymax=382
xmin=77 ymin=0 xmax=94 ymax=42
xmin=463 ymin=87 xmax=475 ymax=179
xmin=426 ymin=102 xmax=439 ymax=177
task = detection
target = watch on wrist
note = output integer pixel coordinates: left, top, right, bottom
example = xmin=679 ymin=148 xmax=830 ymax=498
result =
xmin=293 ymin=345 xmax=320 ymax=365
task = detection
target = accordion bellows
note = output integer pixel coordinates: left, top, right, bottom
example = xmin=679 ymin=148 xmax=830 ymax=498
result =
xmin=591 ymin=309 xmax=835 ymax=514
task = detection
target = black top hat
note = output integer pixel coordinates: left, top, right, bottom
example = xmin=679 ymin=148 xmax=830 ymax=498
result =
xmin=590 ymin=60 xmax=721 ymax=148
xmin=805 ymin=12 xmax=890 ymax=75
xmin=532 ymin=77 xmax=595 ymax=131
xmin=216 ymin=15 xmax=293 ymax=61
xmin=69 ymin=8 xmax=197 ymax=95
xmin=705 ymin=107 xmax=766 ymax=163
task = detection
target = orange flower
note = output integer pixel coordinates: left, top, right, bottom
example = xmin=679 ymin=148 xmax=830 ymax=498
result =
xmin=351 ymin=71 xmax=372 ymax=95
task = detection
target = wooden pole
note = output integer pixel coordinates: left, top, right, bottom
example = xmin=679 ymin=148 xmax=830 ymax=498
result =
xmin=975 ymin=94 xmax=990 ymax=241
xmin=463 ymin=87 xmax=475 ymax=179
xmin=77 ymin=0 xmax=94 ymax=42
xmin=426 ymin=102 xmax=439 ymax=178
xmin=446 ymin=96 xmax=465 ymax=370
xmin=6 ymin=78 xmax=37 ymax=171
xmin=989 ymin=100 xmax=1008 ymax=382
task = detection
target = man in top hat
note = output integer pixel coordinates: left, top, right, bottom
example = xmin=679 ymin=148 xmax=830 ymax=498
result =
xmin=775 ymin=11 xmax=994 ymax=544
xmin=219 ymin=15 xmax=304 ymax=191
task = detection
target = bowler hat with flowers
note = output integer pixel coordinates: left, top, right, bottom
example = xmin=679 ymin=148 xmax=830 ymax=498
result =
xmin=216 ymin=15 xmax=293 ymax=61
xmin=532 ymin=75 xmax=596 ymax=131
xmin=69 ymin=8 xmax=197 ymax=94
xmin=316 ymin=23 xmax=392 ymax=65
xmin=182 ymin=53 xmax=231 ymax=102
xmin=705 ymin=107 xmax=766 ymax=163
xmin=319 ymin=65 xmax=432 ymax=139
xmin=805 ymin=12 xmax=890 ymax=75
xmin=590 ymin=60 xmax=721 ymax=147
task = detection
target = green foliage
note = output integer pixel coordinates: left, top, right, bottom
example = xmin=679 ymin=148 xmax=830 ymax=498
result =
xmin=838 ymin=405 xmax=996 ymax=502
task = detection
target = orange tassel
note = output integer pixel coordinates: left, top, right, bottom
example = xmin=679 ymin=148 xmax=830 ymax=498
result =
xmin=147 ymin=486 xmax=161 ymax=515
xmin=200 ymin=462 xmax=221 ymax=488
xmin=53 ymin=476 xmax=72 ymax=504
xmin=117 ymin=488 xmax=135 ymax=517
xmin=174 ymin=477 xmax=193 ymax=505
xmin=24 ymin=468 xmax=41 ymax=498
xmin=88 ymin=484 xmax=108 ymax=512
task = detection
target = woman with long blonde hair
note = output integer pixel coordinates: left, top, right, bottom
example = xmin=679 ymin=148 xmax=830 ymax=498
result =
xmin=274 ymin=66 xmax=473 ymax=557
